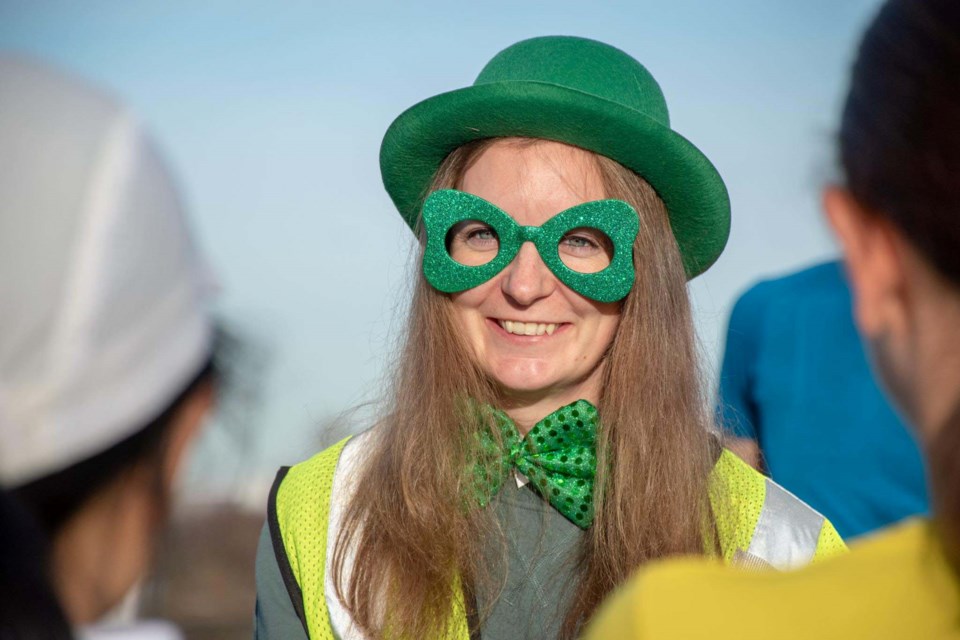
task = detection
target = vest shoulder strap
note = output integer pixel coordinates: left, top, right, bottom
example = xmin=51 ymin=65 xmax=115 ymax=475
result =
xmin=271 ymin=436 xmax=351 ymax=639
xmin=710 ymin=448 xmax=839 ymax=568
xmin=270 ymin=436 xmax=473 ymax=640
xmin=709 ymin=448 xmax=767 ymax=561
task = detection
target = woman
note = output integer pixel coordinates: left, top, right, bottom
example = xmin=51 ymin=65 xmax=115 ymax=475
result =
xmin=0 ymin=55 xmax=218 ymax=637
xmin=255 ymin=36 xmax=844 ymax=640
xmin=585 ymin=0 xmax=960 ymax=637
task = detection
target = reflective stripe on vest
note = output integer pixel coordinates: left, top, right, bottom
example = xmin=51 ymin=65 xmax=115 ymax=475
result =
xmin=272 ymin=437 xmax=839 ymax=638
xmin=707 ymin=449 xmax=834 ymax=569
xmin=747 ymin=477 xmax=825 ymax=568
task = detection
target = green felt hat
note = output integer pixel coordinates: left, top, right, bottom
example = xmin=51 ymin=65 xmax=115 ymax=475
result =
xmin=380 ymin=35 xmax=730 ymax=279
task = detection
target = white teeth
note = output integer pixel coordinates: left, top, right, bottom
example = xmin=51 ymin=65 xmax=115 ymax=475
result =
xmin=498 ymin=320 xmax=559 ymax=336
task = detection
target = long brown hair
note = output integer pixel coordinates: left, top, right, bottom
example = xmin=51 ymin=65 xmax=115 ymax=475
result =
xmin=332 ymin=138 xmax=716 ymax=639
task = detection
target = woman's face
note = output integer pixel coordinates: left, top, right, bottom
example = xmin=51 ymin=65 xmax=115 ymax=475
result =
xmin=451 ymin=140 xmax=622 ymax=407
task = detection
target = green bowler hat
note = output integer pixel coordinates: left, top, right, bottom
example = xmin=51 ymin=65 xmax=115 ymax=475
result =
xmin=380 ymin=35 xmax=730 ymax=279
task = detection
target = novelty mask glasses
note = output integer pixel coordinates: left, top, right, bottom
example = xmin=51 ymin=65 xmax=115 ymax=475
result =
xmin=421 ymin=189 xmax=640 ymax=303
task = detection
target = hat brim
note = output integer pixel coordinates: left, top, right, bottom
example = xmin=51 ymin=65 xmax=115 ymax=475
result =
xmin=380 ymin=81 xmax=730 ymax=279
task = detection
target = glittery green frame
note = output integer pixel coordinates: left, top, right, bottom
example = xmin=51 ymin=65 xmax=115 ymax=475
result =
xmin=421 ymin=189 xmax=640 ymax=303
xmin=381 ymin=36 xmax=732 ymax=280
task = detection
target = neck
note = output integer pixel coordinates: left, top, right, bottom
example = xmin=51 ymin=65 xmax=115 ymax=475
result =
xmin=913 ymin=344 xmax=960 ymax=439
xmin=909 ymin=278 xmax=960 ymax=440
xmin=498 ymin=372 xmax=602 ymax=435
xmin=52 ymin=471 xmax=154 ymax=624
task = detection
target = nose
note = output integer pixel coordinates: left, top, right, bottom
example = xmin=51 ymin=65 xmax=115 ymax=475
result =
xmin=499 ymin=242 xmax=556 ymax=306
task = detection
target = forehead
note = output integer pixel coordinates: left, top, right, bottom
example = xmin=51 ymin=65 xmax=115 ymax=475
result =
xmin=459 ymin=140 xmax=606 ymax=225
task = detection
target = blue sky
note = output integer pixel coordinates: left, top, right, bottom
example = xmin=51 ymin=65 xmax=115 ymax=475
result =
xmin=0 ymin=0 xmax=881 ymax=496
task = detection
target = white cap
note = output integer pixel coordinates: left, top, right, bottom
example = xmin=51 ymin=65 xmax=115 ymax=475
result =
xmin=79 ymin=620 xmax=184 ymax=640
xmin=0 ymin=55 xmax=215 ymax=486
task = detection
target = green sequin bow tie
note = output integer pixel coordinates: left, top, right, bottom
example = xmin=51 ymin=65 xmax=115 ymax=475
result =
xmin=471 ymin=399 xmax=599 ymax=528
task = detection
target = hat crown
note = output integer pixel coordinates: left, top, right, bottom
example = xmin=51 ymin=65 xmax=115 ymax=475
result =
xmin=474 ymin=36 xmax=670 ymax=127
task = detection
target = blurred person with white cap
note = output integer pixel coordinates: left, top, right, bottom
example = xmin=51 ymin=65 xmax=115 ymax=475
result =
xmin=0 ymin=54 xmax=218 ymax=639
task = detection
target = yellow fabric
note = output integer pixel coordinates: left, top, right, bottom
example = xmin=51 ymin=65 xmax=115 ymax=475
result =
xmin=709 ymin=449 xmax=846 ymax=563
xmin=814 ymin=514 xmax=848 ymax=561
xmin=585 ymin=519 xmax=959 ymax=640
xmin=275 ymin=441 xmax=843 ymax=638
xmin=709 ymin=449 xmax=767 ymax=561
xmin=275 ymin=437 xmax=350 ymax=640
xmin=274 ymin=436 xmax=471 ymax=640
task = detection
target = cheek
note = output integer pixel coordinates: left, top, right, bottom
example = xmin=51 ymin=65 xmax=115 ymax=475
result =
xmin=449 ymin=279 xmax=501 ymax=320
xmin=449 ymin=288 xmax=491 ymax=349
xmin=600 ymin=314 xmax=621 ymax=343
xmin=580 ymin=300 xmax=622 ymax=348
xmin=589 ymin=317 xmax=621 ymax=363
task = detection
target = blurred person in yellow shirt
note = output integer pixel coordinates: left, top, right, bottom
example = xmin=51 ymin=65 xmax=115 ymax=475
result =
xmin=584 ymin=0 xmax=960 ymax=637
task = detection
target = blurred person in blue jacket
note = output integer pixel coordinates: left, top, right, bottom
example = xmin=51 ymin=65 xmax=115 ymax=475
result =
xmin=0 ymin=55 xmax=218 ymax=639
xmin=718 ymin=260 xmax=929 ymax=539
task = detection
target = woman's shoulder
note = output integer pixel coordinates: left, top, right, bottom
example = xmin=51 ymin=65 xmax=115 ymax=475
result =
xmin=274 ymin=428 xmax=376 ymax=504
xmin=709 ymin=448 xmax=847 ymax=567
xmin=585 ymin=520 xmax=937 ymax=640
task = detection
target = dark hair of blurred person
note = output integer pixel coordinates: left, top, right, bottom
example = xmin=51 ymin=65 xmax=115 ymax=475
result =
xmin=0 ymin=490 xmax=72 ymax=640
xmin=11 ymin=356 xmax=217 ymax=626
xmin=583 ymin=1 xmax=960 ymax=637
xmin=0 ymin=54 xmax=218 ymax=634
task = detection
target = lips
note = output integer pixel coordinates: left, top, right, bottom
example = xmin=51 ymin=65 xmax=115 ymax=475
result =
xmin=496 ymin=319 xmax=559 ymax=336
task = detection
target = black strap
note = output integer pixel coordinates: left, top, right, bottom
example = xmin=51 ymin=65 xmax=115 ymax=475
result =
xmin=462 ymin=580 xmax=483 ymax=640
xmin=268 ymin=466 xmax=310 ymax=637
xmin=270 ymin=461 xmax=482 ymax=639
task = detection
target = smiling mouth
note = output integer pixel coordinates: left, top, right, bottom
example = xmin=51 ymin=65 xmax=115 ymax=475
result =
xmin=496 ymin=319 xmax=560 ymax=336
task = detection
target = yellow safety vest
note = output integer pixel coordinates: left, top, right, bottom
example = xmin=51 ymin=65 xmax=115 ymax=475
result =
xmin=269 ymin=436 xmax=846 ymax=639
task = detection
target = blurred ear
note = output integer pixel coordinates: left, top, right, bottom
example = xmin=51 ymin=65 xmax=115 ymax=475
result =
xmin=823 ymin=186 xmax=908 ymax=340
xmin=163 ymin=380 xmax=215 ymax=487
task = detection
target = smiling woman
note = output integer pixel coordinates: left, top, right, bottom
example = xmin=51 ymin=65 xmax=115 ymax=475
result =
xmin=441 ymin=140 xmax=628 ymax=419
xmin=254 ymin=36 xmax=846 ymax=640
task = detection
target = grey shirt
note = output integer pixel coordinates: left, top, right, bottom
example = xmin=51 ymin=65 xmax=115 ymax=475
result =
xmin=255 ymin=524 xmax=308 ymax=640
xmin=254 ymin=479 xmax=584 ymax=640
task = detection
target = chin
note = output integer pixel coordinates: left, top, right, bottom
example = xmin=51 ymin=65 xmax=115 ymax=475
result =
xmin=482 ymin=352 xmax=604 ymax=402
xmin=490 ymin=360 xmax=589 ymax=396
xmin=497 ymin=378 xmax=558 ymax=395
xmin=489 ymin=361 xmax=562 ymax=395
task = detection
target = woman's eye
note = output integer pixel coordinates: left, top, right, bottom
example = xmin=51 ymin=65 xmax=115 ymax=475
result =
xmin=445 ymin=221 xmax=499 ymax=265
xmin=466 ymin=227 xmax=497 ymax=244
xmin=447 ymin=221 xmax=498 ymax=245
xmin=560 ymin=230 xmax=606 ymax=255
xmin=558 ymin=228 xmax=614 ymax=273
xmin=562 ymin=234 xmax=599 ymax=249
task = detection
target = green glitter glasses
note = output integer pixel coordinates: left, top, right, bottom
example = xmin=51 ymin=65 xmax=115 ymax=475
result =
xmin=421 ymin=189 xmax=640 ymax=303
